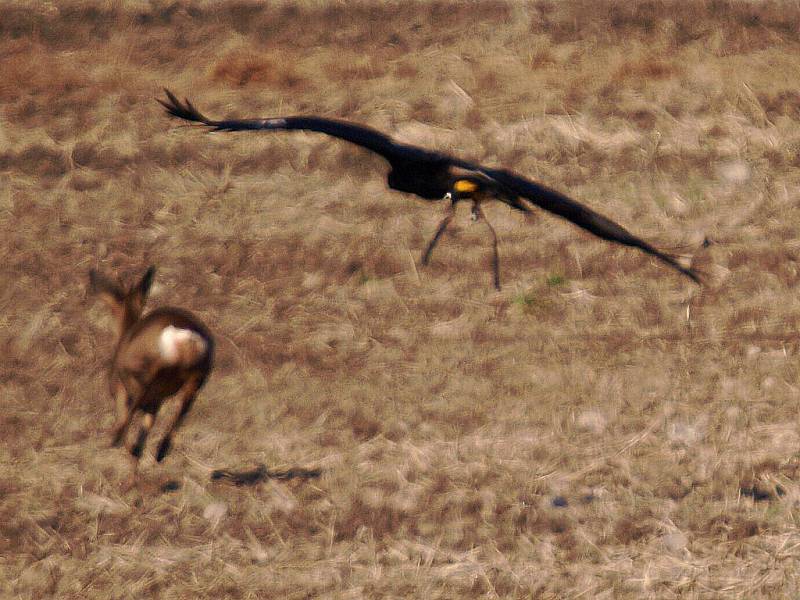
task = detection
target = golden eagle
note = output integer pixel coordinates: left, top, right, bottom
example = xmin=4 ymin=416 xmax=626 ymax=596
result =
xmin=159 ymin=90 xmax=700 ymax=289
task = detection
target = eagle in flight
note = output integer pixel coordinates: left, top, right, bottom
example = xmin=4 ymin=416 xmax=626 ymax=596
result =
xmin=159 ymin=89 xmax=700 ymax=289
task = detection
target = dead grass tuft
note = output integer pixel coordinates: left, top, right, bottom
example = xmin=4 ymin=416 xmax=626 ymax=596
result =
xmin=211 ymin=48 xmax=307 ymax=90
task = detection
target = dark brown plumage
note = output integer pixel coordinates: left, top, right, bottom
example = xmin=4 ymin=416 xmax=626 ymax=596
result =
xmin=159 ymin=89 xmax=701 ymax=289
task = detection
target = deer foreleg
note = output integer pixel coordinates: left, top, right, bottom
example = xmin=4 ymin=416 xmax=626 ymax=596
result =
xmin=110 ymin=383 xmax=134 ymax=448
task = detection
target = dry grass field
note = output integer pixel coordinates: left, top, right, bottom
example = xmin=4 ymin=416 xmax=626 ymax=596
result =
xmin=3 ymin=0 xmax=800 ymax=597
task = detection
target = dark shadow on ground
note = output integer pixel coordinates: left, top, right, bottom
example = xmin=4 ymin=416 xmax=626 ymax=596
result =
xmin=210 ymin=464 xmax=322 ymax=486
xmin=161 ymin=480 xmax=181 ymax=493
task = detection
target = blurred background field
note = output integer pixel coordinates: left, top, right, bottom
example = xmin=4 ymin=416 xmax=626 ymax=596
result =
xmin=3 ymin=1 xmax=800 ymax=597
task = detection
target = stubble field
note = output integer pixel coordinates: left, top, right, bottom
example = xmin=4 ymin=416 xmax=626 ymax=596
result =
xmin=3 ymin=1 xmax=800 ymax=597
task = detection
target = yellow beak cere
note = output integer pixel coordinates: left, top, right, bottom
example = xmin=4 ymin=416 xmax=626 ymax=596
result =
xmin=454 ymin=179 xmax=479 ymax=193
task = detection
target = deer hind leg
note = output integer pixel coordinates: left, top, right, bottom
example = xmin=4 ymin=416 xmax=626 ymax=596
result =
xmin=122 ymin=413 xmax=155 ymax=487
xmin=156 ymin=374 xmax=202 ymax=463
xmin=111 ymin=361 xmax=164 ymax=449
xmin=131 ymin=413 xmax=155 ymax=460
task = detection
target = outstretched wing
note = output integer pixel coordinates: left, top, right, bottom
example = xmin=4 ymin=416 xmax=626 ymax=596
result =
xmin=483 ymin=167 xmax=701 ymax=283
xmin=159 ymin=90 xmax=698 ymax=283
xmin=158 ymin=89 xmax=445 ymax=166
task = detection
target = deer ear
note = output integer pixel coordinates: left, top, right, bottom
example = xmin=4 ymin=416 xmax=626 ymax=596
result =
xmin=89 ymin=269 xmax=127 ymax=330
xmin=127 ymin=266 xmax=156 ymax=316
xmin=89 ymin=270 xmax=124 ymax=307
xmin=136 ymin=266 xmax=156 ymax=300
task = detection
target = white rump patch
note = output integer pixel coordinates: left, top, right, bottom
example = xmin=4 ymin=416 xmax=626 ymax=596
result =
xmin=158 ymin=326 xmax=207 ymax=365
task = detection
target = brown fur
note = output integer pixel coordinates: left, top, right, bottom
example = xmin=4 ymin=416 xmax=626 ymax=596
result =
xmin=89 ymin=266 xmax=213 ymax=480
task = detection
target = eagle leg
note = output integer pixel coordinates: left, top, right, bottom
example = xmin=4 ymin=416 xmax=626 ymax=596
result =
xmin=471 ymin=202 xmax=501 ymax=291
xmin=421 ymin=193 xmax=457 ymax=267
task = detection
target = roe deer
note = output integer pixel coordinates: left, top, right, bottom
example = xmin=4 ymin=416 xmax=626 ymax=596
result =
xmin=89 ymin=266 xmax=213 ymax=479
